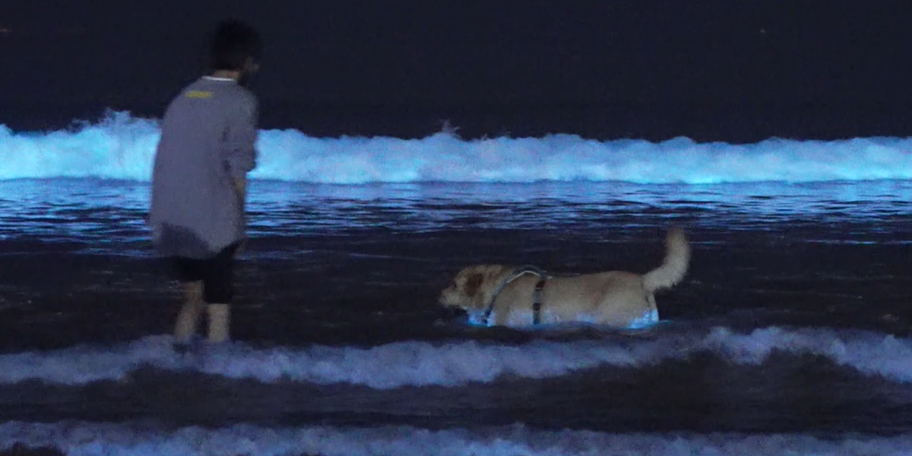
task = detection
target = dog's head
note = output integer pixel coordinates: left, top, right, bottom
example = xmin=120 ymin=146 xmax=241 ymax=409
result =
xmin=438 ymin=265 xmax=513 ymax=313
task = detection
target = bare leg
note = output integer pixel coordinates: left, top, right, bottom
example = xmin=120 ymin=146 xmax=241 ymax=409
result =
xmin=174 ymin=281 xmax=205 ymax=343
xmin=207 ymin=303 xmax=230 ymax=343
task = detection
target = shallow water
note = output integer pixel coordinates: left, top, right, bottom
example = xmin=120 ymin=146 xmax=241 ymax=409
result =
xmin=0 ymin=178 xmax=911 ymax=454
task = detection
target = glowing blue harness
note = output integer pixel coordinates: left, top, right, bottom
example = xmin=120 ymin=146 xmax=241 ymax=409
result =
xmin=480 ymin=265 xmax=549 ymax=326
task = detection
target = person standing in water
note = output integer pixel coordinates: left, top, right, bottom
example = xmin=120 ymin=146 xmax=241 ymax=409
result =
xmin=148 ymin=19 xmax=261 ymax=346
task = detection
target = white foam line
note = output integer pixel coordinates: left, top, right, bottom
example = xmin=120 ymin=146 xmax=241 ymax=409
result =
xmin=1 ymin=421 xmax=911 ymax=456
xmin=1 ymin=326 xmax=912 ymax=388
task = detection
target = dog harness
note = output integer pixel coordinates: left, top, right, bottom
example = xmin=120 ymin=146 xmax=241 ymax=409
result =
xmin=531 ymin=276 xmax=547 ymax=325
xmin=481 ymin=265 xmax=549 ymax=326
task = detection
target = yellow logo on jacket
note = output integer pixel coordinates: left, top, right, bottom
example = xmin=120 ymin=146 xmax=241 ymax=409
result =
xmin=185 ymin=90 xmax=213 ymax=99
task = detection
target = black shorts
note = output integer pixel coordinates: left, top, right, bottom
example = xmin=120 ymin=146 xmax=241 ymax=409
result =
xmin=170 ymin=242 xmax=240 ymax=304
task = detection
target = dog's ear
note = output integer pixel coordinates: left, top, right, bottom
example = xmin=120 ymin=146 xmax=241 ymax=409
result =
xmin=465 ymin=273 xmax=484 ymax=297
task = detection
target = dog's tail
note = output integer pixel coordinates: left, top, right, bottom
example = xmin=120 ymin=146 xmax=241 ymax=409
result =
xmin=643 ymin=228 xmax=690 ymax=294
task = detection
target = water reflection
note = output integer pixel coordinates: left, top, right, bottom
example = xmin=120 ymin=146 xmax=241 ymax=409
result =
xmin=0 ymin=179 xmax=907 ymax=250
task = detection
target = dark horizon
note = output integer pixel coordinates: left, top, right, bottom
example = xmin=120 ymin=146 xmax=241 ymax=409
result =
xmin=3 ymin=1 xmax=912 ymax=141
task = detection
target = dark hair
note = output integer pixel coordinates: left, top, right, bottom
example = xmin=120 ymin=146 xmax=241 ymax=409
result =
xmin=209 ymin=19 xmax=262 ymax=71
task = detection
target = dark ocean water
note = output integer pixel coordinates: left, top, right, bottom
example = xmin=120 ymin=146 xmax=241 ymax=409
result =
xmin=1 ymin=176 xmax=912 ymax=455
xmin=0 ymin=105 xmax=912 ymax=453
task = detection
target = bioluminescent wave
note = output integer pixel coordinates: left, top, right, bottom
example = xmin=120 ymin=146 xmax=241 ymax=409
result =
xmin=2 ymin=326 xmax=911 ymax=388
xmin=1 ymin=111 xmax=911 ymax=184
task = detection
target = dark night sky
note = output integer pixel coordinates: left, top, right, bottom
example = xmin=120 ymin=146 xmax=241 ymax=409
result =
xmin=3 ymin=1 xmax=912 ymax=140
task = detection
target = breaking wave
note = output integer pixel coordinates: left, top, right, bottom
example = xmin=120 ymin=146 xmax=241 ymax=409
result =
xmin=2 ymin=326 xmax=911 ymax=388
xmin=1 ymin=111 xmax=910 ymax=184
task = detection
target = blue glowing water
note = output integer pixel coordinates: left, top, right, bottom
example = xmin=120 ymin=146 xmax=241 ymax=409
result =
xmin=2 ymin=110 xmax=912 ymax=183
xmin=1 ymin=114 xmax=912 ymax=455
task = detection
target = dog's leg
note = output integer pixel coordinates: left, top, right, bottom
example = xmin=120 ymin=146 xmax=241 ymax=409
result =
xmin=646 ymin=294 xmax=659 ymax=324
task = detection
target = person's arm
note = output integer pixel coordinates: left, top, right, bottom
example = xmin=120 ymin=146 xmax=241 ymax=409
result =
xmin=233 ymin=175 xmax=247 ymax=205
xmin=224 ymin=95 xmax=259 ymax=204
xmin=224 ymin=97 xmax=257 ymax=255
